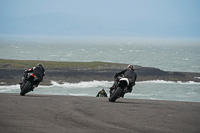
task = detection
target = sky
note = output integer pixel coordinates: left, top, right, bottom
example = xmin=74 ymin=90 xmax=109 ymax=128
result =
xmin=0 ymin=0 xmax=200 ymax=40
xmin=1 ymin=0 xmax=199 ymax=22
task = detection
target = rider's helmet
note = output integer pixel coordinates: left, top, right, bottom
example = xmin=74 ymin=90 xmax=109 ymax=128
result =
xmin=127 ymin=64 xmax=135 ymax=70
xmin=36 ymin=63 xmax=44 ymax=68
xmin=102 ymin=88 xmax=105 ymax=91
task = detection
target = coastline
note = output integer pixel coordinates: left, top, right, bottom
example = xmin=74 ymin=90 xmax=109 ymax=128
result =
xmin=0 ymin=59 xmax=200 ymax=85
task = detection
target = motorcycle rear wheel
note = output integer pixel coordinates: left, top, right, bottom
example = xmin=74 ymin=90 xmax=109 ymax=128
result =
xmin=109 ymin=87 xmax=123 ymax=102
xmin=20 ymin=81 xmax=31 ymax=96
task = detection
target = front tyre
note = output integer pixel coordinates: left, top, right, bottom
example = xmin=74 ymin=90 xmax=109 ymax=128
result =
xmin=109 ymin=87 xmax=123 ymax=102
xmin=20 ymin=81 xmax=31 ymax=96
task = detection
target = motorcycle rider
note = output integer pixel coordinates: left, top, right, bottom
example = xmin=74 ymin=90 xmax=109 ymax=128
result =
xmin=96 ymin=88 xmax=108 ymax=97
xmin=19 ymin=63 xmax=45 ymax=87
xmin=110 ymin=64 xmax=137 ymax=95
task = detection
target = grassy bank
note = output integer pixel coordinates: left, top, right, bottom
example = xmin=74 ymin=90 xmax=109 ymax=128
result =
xmin=1 ymin=59 xmax=200 ymax=85
xmin=0 ymin=59 xmax=128 ymax=70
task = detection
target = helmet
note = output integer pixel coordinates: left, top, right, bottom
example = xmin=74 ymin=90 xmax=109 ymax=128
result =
xmin=101 ymin=88 xmax=105 ymax=91
xmin=36 ymin=63 xmax=44 ymax=68
xmin=127 ymin=64 xmax=135 ymax=70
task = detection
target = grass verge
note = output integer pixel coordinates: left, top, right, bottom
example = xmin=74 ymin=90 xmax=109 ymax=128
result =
xmin=0 ymin=59 xmax=127 ymax=69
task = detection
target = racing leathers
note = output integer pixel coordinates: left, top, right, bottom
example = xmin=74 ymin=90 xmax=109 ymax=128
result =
xmin=110 ymin=68 xmax=137 ymax=93
xmin=96 ymin=90 xmax=108 ymax=97
xmin=20 ymin=65 xmax=45 ymax=86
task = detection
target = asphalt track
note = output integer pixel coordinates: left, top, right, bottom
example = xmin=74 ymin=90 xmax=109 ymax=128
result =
xmin=0 ymin=93 xmax=200 ymax=133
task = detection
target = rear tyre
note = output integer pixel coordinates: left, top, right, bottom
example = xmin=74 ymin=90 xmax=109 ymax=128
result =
xmin=20 ymin=81 xmax=31 ymax=96
xmin=109 ymin=87 xmax=123 ymax=102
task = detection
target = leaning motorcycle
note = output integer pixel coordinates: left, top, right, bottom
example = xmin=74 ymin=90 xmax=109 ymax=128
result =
xmin=20 ymin=73 xmax=40 ymax=96
xmin=98 ymin=93 xmax=107 ymax=97
xmin=109 ymin=75 xmax=130 ymax=102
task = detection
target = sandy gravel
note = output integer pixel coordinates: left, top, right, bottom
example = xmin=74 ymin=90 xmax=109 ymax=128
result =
xmin=0 ymin=93 xmax=200 ymax=133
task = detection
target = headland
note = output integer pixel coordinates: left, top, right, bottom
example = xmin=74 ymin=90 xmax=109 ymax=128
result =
xmin=0 ymin=59 xmax=200 ymax=85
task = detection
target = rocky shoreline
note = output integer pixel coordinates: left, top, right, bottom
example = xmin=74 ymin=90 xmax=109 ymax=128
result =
xmin=1 ymin=66 xmax=200 ymax=85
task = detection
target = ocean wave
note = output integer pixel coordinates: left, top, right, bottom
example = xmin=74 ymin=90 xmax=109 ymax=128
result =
xmin=137 ymin=80 xmax=200 ymax=84
xmin=68 ymin=93 xmax=90 ymax=96
xmin=0 ymin=84 xmax=19 ymax=92
xmin=41 ymin=80 xmax=200 ymax=89
xmin=23 ymin=80 xmax=200 ymax=88
xmin=0 ymin=80 xmax=199 ymax=102
xmin=42 ymin=80 xmax=113 ymax=88
xmin=0 ymin=77 xmax=200 ymax=89
xmin=0 ymin=80 xmax=199 ymax=92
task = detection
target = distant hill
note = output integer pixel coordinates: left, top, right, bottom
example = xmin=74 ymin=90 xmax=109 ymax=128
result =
xmin=0 ymin=13 xmax=199 ymax=38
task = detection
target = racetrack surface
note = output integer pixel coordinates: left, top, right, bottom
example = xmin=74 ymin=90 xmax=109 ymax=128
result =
xmin=0 ymin=93 xmax=200 ymax=133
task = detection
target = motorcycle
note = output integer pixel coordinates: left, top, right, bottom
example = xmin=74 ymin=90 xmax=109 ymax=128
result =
xmin=98 ymin=93 xmax=107 ymax=97
xmin=109 ymin=75 xmax=130 ymax=102
xmin=20 ymin=73 xmax=40 ymax=96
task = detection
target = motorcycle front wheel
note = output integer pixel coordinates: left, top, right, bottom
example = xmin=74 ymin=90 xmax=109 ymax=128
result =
xmin=109 ymin=87 xmax=123 ymax=102
xmin=20 ymin=81 xmax=31 ymax=96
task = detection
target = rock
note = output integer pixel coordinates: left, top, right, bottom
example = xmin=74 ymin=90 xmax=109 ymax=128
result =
xmin=0 ymin=66 xmax=200 ymax=85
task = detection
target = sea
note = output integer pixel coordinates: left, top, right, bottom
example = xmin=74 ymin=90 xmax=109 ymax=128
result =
xmin=0 ymin=35 xmax=200 ymax=102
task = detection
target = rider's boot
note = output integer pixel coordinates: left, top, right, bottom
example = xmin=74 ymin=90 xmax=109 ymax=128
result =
xmin=19 ymin=77 xmax=25 ymax=85
xmin=121 ymin=93 xmax=125 ymax=98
